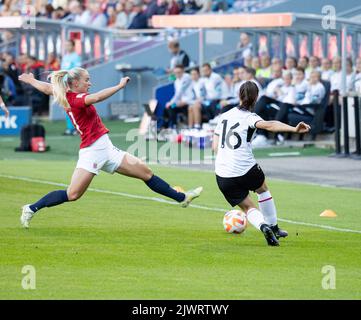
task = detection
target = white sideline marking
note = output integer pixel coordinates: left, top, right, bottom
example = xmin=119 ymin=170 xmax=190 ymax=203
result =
xmin=1 ymin=173 xmax=361 ymax=235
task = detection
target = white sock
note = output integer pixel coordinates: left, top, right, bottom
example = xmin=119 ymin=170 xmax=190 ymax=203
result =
xmin=246 ymin=208 xmax=266 ymax=230
xmin=258 ymin=191 xmax=277 ymax=226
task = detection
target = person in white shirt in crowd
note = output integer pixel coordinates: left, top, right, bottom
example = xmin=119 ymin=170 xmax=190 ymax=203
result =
xmin=330 ymin=57 xmax=355 ymax=96
xmin=256 ymin=54 xmax=272 ymax=79
xmin=237 ymin=33 xmax=253 ymax=60
xmin=198 ymin=63 xmax=226 ymax=122
xmin=220 ymin=68 xmax=263 ymax=114
xmin=212 ymin=81 xmax=310 ymax=246
xmin=294 ymin=67 xmax=309 ymax=105
xmin=289 ymin=70 xmax=326 ymax=119
xmin=164 ymin=65 xmax=193 ymax=129
xmin=298 ymin=56 xmax=309 ymax=73
xmin=187 ymin=67 xmax=207 ymax=130
xmin=320 ymin=58 xmax=334 ymax=82
xmin=254 ymin=71 xmax=297 ymax=145
xmin=285 ymin=56 xmax=298 ymax=77
xmin=305 ymin=56 xmax=321 ymax=80
xmin=355 ymin=58 xmax=361 ymax=94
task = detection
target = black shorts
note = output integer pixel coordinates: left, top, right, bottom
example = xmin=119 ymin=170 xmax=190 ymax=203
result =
xmin=216 ymin=164 xmax=265 ymax=207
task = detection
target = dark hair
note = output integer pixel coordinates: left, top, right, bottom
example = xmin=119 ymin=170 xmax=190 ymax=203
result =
xmin=191 ymin=67 xmax=200 ymax=74
xmin=174 ymin=64 xmax=184 ymax=70
xmin=245 ymin=67 xmax=256 ymax=77
xmin=296 ymin=67 xmax=305 ymax=74
xmin=238 ymin=81 xmax=259 ymax=111
xmin=202 ymin=63 xmax=211 ymax=69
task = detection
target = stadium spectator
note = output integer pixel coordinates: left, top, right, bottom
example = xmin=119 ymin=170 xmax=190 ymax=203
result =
xmin=256 ymin=54 xmax=272 ymax=79
xmin=0 ymin=69 xmax=16 ymax=106
xmin=24 ymin=55 xmax=49 ymax=115
xmin=62 ymin=1 xmax=84 ymax=23
xmin=1 ymin=52 xmax=24 ymax=105
xmin=114 ymin=2 xmax=129 ymax=29
xmin=288 ymin=70 xmax=326 ymax=131
xmin=188 ymin=67 xmax=206 ymax=129
xmin=197 ymin=0 xmax=212 ymax=13
xmin=89 ymin=2 xmax=107 ymax=28
xmin=330 ymin=57 xmax=354 ymax=93
xmin=106 ymin=4 xmax=117 ymax=27
xmin=293 ymin=67 xmax=308 ymax=106
xmin=298 ymin=56 xmax=309 ymax=71
xmin=167 ymin=0 xmax=181 ymax=15
xmin=237 ymin=32 xmax=253 ymax=60
xmin=251 ymin=57 xmax=260 ymax=75
xmin=285 ymin=56 xmax=297 ymax=76
xmin=144 ymin=0 xmax=167 ymax=27
xmin=320 ymin=58 xmax=334 ymax=82
xmin=164 ymin=64 xmax=193 ymax=129
xmin=355 ymin=58 xmax=361 ymax=93
xmin=199 ymin=62 xmax=225 ymax=122
xmin=128 ymin=2 xmax=148 ymax=29
xmin=168 ymin=40 xmax=190 ymax=71
xmin=305 ymin=56 xmax=321 ymax=80
xmin=45 ymin=52 xmax=61 ymax=72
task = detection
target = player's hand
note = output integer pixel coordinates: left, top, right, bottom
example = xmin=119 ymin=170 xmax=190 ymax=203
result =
xmin=0 ymin=103 xmax=9 ymax=118
xmin=119 ymin=77 xmax=130 ymax=88
xmin=18 ymin=73 xmax=35 ymax=84
xmin=295 ymin=122 xmax=311 ymax=133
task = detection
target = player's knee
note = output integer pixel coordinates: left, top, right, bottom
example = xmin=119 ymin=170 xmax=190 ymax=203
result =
xmin=67 ymin=189 xmax=82 ymax=201
xmin=142 ymin=165 xmax=153 ymax=181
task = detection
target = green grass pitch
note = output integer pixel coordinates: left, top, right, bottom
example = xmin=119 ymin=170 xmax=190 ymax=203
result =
xmin=0 ymin=121 xmax=360 ymax=299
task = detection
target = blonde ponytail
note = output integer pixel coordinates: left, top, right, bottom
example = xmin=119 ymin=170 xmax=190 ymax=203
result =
xmin=49 ymin=67 xmax=87 ymax=110
xmin=50 ymin=70 xmax=70 ymax=109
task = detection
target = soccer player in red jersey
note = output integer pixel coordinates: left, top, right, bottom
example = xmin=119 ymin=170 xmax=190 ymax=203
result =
xmin=18 ymin=68 xmax=202 ymax=228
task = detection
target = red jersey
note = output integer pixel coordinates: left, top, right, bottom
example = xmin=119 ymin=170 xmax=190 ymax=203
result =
xmin=66 ymin=92 xmax=109 ymax=149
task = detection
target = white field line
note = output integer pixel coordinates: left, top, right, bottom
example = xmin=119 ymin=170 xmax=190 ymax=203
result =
xmin=1 ymin=173 xmax=361 ymax=235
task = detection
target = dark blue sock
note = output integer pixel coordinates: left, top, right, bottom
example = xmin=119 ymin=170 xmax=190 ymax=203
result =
xmin=29 ymin=190 xmax=69 ymax=213
xmin=145 ymin=175 xmax=185 ymax=202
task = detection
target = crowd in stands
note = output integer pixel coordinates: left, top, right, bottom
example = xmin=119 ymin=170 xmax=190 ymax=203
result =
xmin=0 ymin=1 xmax=281 ymax=29
xmin=160 ymin=39 xmax=361 ymax=145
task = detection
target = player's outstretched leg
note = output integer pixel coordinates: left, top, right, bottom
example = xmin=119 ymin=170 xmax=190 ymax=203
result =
xmin=21 ymin=168 xmax=95 ymax=228
xmin=115 ymin=153 xmax=203 ymax=207
xmin=238 ymin=196 xmax=279 ymax=247
xmin=256 ymin=182 xmax=288 ymax=239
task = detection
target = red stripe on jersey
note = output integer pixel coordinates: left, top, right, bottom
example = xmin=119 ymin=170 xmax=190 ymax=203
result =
xmin=258 ymin=197 xmax=273 ymax=203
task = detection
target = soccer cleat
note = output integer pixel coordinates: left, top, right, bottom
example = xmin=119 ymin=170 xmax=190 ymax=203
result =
xmin=20 ymin=205 xmax=35 ymax=228
xmin=260 ymin=224 xmax=280 ymax=246
xmin=180 ymin=187 xmax=203 ymax=208
xmin=271 ymin=225 xmax=289 ymax=239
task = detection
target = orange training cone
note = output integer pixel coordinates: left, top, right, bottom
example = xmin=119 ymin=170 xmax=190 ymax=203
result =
xmin=320 ymin=210 xmax=337 ymax=218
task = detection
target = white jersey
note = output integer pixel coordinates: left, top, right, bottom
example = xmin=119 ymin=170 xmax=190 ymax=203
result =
xmin=214 ymin=107 xmax=263 ymax=178
xmin=301 ymin=82 xmax=326 ymax=105
xmin=278 ymin=84 xmax=296 ymax=104
xmin=294 ymin=80 xmax=308 ymax=104
xmin=265 ymin=78 xmax=284 ymax=99
xmin=169 ymin=73 xmax=193 ymax=105
xmin=203 ymin=72 xmax=225 ymax=100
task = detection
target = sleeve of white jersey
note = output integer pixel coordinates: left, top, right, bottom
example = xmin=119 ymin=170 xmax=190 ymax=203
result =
xmin=247 ymin=113 xmax=263 ymax=129
xmin=214 ymin=115 xmax=223 ymax=136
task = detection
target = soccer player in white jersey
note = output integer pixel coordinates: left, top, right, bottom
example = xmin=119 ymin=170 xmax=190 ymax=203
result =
xmin=212 ymin=81 xmax=310 ymax=246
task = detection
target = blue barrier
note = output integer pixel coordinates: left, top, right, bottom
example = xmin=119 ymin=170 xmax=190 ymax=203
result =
xmin=155 ymin=83 xmax=174 ymax=129
xmin=0 ymin=107 xmax=32 ymax=136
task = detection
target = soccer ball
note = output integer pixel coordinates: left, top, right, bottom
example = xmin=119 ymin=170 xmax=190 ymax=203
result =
xmin=223 ymin=210 xmax=247 ymax=234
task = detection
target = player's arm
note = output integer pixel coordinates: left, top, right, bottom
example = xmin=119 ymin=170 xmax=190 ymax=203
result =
xmin=212 ymin=133 xmax=219 ymax=153
xmin=18 ymin=73 xmax=54 ymax=95
xmin=0 ymin=95 xmax=9 ymax=118
xmin=85 ymin=77 xmax=130 ymax=106
xmin=256 ymin=120 xmax=311 ymax=134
